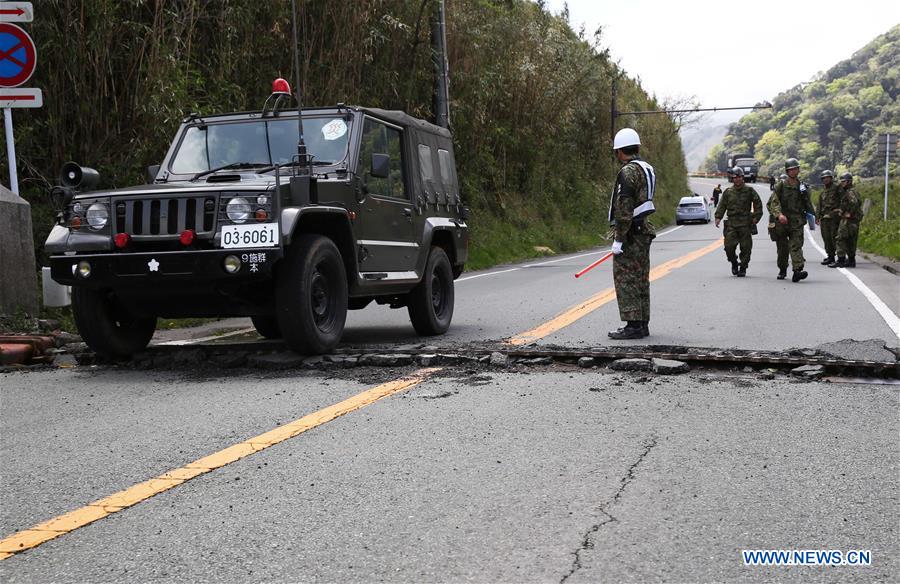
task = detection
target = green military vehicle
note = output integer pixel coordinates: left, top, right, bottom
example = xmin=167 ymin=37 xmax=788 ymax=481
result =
xmin=45 ymin=80 xmax=469 ymax=359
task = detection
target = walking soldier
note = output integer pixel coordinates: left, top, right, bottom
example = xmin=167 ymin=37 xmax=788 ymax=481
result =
xmin=766 ymin=158 xmax=816 ymax=282
xmin=715 ymin=167 xmax=763 ymax=277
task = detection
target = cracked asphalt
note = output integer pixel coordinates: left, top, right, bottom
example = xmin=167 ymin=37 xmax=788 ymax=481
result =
xmin=2 ymin=367 xmax=896 ymax=582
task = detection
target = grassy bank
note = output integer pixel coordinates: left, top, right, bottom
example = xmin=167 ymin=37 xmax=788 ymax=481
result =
xmin=857 ymin=179 xmax=900 ymax=261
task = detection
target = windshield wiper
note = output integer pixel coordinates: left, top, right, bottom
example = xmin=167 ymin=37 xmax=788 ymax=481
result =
xmin=191 ymin=162 xmax=270 ymax=181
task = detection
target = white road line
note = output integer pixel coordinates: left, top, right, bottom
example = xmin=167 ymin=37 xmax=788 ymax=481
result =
xmin=457 ymin=225 xmax=685 ymax=283
xmin=156 ymin=327 xmax=257 ymax=346
xmin=805 ymin=229 xmax=900 ymax=340
xmin=456 ymin=267 xmax=521 ymax=282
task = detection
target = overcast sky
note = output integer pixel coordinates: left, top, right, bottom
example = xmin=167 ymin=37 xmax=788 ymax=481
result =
xmin=543 ymin=0 xmax=900 ymax=127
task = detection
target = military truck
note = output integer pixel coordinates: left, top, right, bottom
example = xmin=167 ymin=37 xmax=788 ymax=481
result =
xmin=726 ymin=152 xmax=759 ymax=183
xmin=45 ymin=81 xmax=469 ymax=359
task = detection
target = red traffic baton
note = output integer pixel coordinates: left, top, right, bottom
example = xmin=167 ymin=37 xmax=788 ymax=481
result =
xmin=574 ymin=251 xmax=614 ymax=278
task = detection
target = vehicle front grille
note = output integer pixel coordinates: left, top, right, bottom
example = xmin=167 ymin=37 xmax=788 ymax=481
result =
xmin=113 ymin=196 xmax=217 ymax=237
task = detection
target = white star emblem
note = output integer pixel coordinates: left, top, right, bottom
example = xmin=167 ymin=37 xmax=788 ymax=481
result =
xmin=148 ymin=258 xmax=160 ymax=272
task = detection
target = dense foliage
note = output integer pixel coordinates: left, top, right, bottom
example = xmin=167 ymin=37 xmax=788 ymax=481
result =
xmin=705 ymin=24 xmax=898 ymax=180
xmin=5 ymin=0 xmax=688 ymax=270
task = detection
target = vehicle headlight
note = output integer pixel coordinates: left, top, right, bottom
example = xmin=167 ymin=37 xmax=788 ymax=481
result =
xmin=226 ymin=197 xmax=252 ymax=224
xmin=86 ymin=202 xmax=109 ymax=230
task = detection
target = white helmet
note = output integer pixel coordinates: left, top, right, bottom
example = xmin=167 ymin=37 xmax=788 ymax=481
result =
xmin=613 ymin=128 xmax=640 ymax=150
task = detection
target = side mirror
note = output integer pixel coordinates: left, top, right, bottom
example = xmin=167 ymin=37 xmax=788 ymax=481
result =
xmin=371 ymin=153 xmax=390 ymax=179
xmin=147 ymin=164 xmax=161 ymax=183
xmin=60 ymin=161 xmax=100 ymax=191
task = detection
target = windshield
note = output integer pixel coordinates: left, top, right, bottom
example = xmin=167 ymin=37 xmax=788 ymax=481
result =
xmin=735 ymin=158 xmax=756 ymax=167
xmin=169 ymin=117 xmax=352 ymax=174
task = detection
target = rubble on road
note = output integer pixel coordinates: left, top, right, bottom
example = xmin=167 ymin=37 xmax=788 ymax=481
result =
xmin=651 ymin=358 xmax=690 ymax=375
xmin=791 ymin=364 xmax=826 ymax=379
xmin=609 ymin=358 xmax=651 ymax=372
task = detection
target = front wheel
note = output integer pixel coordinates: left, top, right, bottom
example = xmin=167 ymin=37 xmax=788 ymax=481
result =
xmin=251 ymin=315 xmax=282 ymax=339
xmin=275 ymin=234 xmax=348 ymax=354
xmin=71 ymin=288 xmax=156 ymax=359
xmin=407 ymin=247 xmax=454 ymax=335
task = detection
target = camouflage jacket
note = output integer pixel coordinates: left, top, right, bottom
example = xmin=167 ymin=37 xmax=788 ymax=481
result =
xmin=838 ymin=185 xmax=862 ymax=222
xmin=767 ymin=179 xmax=815 ymax=225
xmin=608 ymin=157 xmax=656 ymax=241
xmin=714 ymin=184 xmax=763 ymax=227
xmin=817 ymin=183 xmax=842 ymax=219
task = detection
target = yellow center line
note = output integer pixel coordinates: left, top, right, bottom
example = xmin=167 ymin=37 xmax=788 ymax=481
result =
xmin=0 ymin=368 xmax=440 ymax=558
xmin=507 ymin=238 xmax=723 ymax=345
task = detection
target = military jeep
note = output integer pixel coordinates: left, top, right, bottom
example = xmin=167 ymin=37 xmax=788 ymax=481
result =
xmin=46 ymin=89 xmax=468 ymax=359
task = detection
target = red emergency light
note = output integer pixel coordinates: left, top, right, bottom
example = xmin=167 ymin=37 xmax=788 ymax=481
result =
xmin=114 ymin=233 xmax=131 ymax=248
xmin=179 ymin=229 xmax=195 ymax=246
xmin=272 ymin=78 xmax=291 ymax=95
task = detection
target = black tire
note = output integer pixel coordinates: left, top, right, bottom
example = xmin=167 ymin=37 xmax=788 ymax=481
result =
xmin=251 ymin=315 xmax=282 ymax=339
xmin=407 ymin=246 xmax=454 ymax=335
xmin=275 ymin=234 xmax=347 ymax=354
xmin=676 ymin=220 xmax=683 ymax=225
xmin=71 ymin=287 xmax=156 ymax=360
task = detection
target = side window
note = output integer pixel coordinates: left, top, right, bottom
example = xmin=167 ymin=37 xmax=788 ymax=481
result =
xmin=438 ymin=149 xmax=458 ymax=204
xmin=418 ymin=144 xmax=435 ymax=203
xmin=357 ymin=118 xmax=406 ymax=199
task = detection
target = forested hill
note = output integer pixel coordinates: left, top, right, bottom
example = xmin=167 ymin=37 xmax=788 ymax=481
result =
xmin=705 ymin=24 xmax=899 ymax=179
xmin=6 ymin=0 xmax=688 ymax=269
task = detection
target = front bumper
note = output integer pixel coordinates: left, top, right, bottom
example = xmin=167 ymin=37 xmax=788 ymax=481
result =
xmin=50 ymin=248 xmax=283 ymax=289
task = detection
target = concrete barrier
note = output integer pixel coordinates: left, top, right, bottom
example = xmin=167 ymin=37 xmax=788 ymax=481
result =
xmin=0 ymin=185 xmax=38 ymax=316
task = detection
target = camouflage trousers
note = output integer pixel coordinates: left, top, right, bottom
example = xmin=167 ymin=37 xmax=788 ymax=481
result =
xmin=613 ymin=232 xmax=654 ymax=321
xmin=835 ymin=220 xmax=859 ymax=258
xmin=724 ymin=224 xmax=753 ymax=266
xmin=773 ymin=221 xmax=806 ymax=271
xmin=820 ymin=217 xmax=839 ymax=258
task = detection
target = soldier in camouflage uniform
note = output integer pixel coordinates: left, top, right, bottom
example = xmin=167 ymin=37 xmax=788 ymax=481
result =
xmin=715 ymin=167 xmax=763 ymax=277
xmin=815 ymin=170 xmax=841 ymax=264
xmin=608 ymin=128 xmax=656 ymax=340
xmin=828 ymin=172 xmax=862 ymax=268
xmin=766 ymin=158 xmax=816 ymax=282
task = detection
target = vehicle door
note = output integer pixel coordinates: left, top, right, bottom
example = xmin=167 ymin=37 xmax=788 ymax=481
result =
xmin=356 ymin=116 xmax=417 ymax=274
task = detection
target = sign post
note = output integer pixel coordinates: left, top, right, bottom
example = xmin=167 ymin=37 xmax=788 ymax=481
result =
xmin=876 ymin=133 xmax=897 ymax=221
xmin=0 ymin=2 xmax=39 ymax=315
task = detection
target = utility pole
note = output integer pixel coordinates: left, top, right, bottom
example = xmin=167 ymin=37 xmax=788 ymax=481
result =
xmin=431 ymin=0 xmax=450 ymax=129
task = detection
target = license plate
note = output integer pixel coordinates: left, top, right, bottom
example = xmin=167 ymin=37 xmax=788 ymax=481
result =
xmin=221 ymin=223 xmax=279 ymax=249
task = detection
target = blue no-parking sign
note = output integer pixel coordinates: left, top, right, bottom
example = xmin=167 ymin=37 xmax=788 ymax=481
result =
xmin=0 ymin=22 xmax=36 ymax=88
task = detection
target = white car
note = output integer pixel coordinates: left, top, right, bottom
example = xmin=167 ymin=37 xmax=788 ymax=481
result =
xmin=675 ymin=194 xmax=711 ymax=225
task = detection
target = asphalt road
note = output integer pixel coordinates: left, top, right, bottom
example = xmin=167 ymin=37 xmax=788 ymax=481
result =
xmin=2 ymin=176 xmax=898 ymax=582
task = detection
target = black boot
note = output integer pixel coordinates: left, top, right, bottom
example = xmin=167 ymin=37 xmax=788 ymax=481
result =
xmin=791 ymin=269 xmax=808 ymax=282
xmin=608 ymin=321 xmax=644 ymax=340
xmin=847 ymin=256 xmax=856 ymax=268
xmin=730 ymin=260 xmax=739 ymax=276
xmin=828 ymin=257 xmax=846 ymax=268
xmin=640 ymin=321 xmax=650 ymax=338
xmin=737 ymin=263 xmax=747 ymax=277
xmin=821 ymin=256 xmax=834 ymax=265
xmin=777 ymin=269 xmax=787 ymax=280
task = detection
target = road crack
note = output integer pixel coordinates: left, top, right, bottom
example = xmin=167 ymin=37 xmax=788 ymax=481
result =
xmin=560 ymin=434 xmax=659 ymax=584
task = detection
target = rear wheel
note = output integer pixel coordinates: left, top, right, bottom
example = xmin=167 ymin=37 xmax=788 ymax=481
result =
xmin=72 ymin=287 xmax=156 ymax=359
xmin=251 ymin=315 xmax=281 ymax=339
xmin=407 ymin=247 xmax=454 ymax=335
xmin=275 ymin=234 xmax=347 ymax=354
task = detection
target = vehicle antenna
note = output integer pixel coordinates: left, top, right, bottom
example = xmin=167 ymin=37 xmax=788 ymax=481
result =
xmin=291 ymin=0 xmax=309 ymax=172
